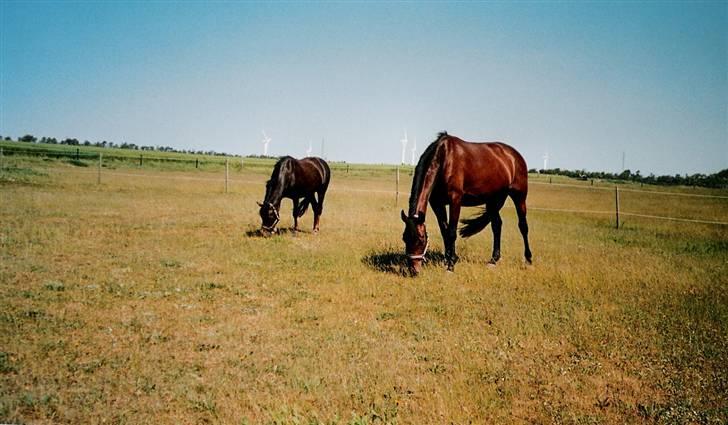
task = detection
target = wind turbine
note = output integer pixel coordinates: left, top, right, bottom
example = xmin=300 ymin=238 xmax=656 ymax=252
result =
xmin=410 ymin=136 xmax=417 ymax=166
xmin=306 ymin=141 xmax=313 ymax=157
xmin=261 ymin=130 xmax=271 ymax=156
xmin=542 ymin=151 xmax=549 ymax=171
xmin=400 ymin=130 xmax=408 ymax=165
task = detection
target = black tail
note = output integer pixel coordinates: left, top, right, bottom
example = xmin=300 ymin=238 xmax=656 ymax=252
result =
xmin=459 ymin=207 xmax=490 ymax=238
xmin=295 ymin=199 xmax=310 ymax=217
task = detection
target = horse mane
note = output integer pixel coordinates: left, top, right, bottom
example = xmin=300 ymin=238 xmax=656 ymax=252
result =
xmin=408 ymin=132 xmax=448 ymax=215
xmin=264 ymin=156 xmax=295 ymax=204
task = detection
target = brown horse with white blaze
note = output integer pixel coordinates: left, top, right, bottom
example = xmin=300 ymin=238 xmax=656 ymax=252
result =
xmin=401 ymin=132 xmax=532 ymax=275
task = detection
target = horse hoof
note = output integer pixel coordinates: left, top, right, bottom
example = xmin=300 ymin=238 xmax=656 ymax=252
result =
xmin=486 ymin=262 xmax=497 ymax=268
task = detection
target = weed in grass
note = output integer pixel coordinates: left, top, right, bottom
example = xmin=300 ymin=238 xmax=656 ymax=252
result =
xmin=43 ymin=281 xmax=65 ymax=291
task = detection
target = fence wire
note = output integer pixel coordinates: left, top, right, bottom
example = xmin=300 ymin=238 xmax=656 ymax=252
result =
xmin=37 ymin=167 xmax=728 ymax=226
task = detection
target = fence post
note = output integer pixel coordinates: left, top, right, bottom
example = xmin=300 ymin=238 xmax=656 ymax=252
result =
xmin=0 ymin=147 xmax=3 ymax=171
xmin=76 ymin=148 xmax=80 ymax=160
xmin=225 ymin=158 xmax=229 ymax=193
xmin=97 ymin=153 xmax=102 ymax=185
xmin=395 ymin=166 xmax=400 ymax=206
xmin=139 ymin=154 xmax=143 ymax=167
xmin=347 ymin=165 xmax=349 ymax=174
xmin=615 ymin=186 xmax=620 ymax=229
xmin=549 ymin=177 xmax=552 ymax=184
xmin=195 ymin=158 xmax=199 ymax=169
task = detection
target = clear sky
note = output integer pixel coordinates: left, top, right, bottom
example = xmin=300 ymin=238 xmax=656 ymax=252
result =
xmin=1 ymin=1 xmax=726 ymax=175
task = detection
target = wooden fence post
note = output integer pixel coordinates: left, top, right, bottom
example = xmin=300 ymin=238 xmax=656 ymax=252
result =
xmin=97 ymin=153 xmax=102 ymax=185
xmin=76 ymin=148 xmax=80 ymax=160
xmin=0 ymin=147 xmax=4 ymax=171
xmin=139 ymin=154 xmax=143 ymax=167
xmin=395 ymin=166 xmax=400 ymax=206
xmin=615 ymin=186 xmax=620 ymax=229
xmin=225 ymin=158 xmax=229 ymax=193
xmin=195 ymin=158 xmax=199 ymax=169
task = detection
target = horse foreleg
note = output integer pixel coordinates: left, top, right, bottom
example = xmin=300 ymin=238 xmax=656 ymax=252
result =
xmin=446 ymin=198 xmax=462 ymax=272
xmin=430 ymin=201 xmax=449 ymax=268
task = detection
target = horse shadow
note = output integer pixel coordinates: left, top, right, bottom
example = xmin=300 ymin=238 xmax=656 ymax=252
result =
xmin=361 ymin=248 xmax=447 ymax=275
xmin=245 ymin=227 xmax=310 ymax=238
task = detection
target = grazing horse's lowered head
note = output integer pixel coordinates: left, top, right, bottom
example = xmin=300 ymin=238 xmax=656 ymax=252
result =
xmin=401 ymin=210 xmax=428 ymax=276
xmin=257 ymin=200 xmax=280 ymax=235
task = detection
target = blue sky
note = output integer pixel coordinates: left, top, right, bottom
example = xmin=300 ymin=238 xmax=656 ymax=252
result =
xmin=1 ymin=1 xmax=726 ymax=175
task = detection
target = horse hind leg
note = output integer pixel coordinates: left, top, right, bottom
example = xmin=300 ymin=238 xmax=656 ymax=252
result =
xmin=486 ymin=195 xmax=508 ymax=266
xmin=311 ymin=192 xmax=324 ymax=232
xmin=292 ymin=198 xmax=300 ymax=231
xmin=488 ymin=211 xmax=503 ymax=265
xmin=511 ymin=192 xmax=532 ymax=264
xmin=311 ymin=182 xmax=329 ymax=232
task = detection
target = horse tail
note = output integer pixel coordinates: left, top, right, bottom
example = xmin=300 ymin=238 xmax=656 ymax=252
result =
xmin=295 ymin=199 xmax=310 ymax=217
xmin=459 ymin=207 xmax=489 ymax=238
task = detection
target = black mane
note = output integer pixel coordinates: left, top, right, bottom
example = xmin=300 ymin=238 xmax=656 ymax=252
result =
xmin=264 ymin=156 xmax=295 ymax=204
xmin=408 ymin=132 xmax=448 ymax=215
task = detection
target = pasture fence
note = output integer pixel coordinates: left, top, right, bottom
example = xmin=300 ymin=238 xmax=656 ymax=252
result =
xmin=22 ymin=163 xmax=727 ymax=228
xmin=3 ymin=146 xmax=727 ymax=227
xmin=615 ymin=186 xmax=620 ymax=229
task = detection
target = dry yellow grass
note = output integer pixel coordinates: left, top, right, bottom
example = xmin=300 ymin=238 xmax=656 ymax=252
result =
xmin=1 ymin=159 xmax=727 ymax=424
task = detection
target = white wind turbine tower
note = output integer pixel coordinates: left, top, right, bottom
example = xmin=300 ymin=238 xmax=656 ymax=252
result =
xmin=542 ymin=151 xmax=550 ymax=171
xmin=306 ymin=141 xmax=312 ymax=157
xmin=400 ymin=130 xmax=408 ymax=165
xmin=261 ymin=130 xmax=271 ymax=156
xmin=410 ymin=136 xmax=417 ymax=166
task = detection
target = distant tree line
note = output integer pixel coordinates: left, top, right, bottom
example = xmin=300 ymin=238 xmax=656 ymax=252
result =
xmin=5 ymin=133 xmax=238 ymax=157
xmin=530 ymin=167 xmax=728 ymax=189
xmin=3 ymin=134 xmax=725 ymax=188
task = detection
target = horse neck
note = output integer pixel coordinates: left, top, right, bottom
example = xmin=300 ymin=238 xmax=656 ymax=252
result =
xmin=264 ymin=160 xmax=291 ymax=207
xmin=408 ymin=142 xmax=443 ymax=216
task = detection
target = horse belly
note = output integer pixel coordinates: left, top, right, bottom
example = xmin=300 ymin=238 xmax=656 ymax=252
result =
xmin=462 ymin=193 xmax=487 ymax=206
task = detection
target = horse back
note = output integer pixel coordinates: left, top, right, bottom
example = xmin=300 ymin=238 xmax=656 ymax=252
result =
xmin=292 ymin=157 xmax=330 ymax=191
xmin=445 ymin=137 xmax=528 ymax=195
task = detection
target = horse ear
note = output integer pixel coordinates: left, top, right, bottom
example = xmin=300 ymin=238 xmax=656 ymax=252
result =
xmin=400 ymin=210 xmax=408 ymax=223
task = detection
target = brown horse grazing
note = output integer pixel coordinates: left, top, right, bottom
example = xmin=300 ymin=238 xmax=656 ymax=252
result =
xmin=258 ymin=156 xmax=330 ymax=235
xmin=401 ymin=132 xmax=532 ymax=275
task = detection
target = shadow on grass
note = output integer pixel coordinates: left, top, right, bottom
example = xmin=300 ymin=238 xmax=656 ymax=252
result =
xmin=245 ymin=227 xmax=310 ymax=238
xmin=361 ymin=247 xmax=447 ymax=275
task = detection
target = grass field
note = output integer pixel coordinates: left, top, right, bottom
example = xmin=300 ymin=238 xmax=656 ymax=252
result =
xmin=1 ymin=154 xmax=727 ymax=424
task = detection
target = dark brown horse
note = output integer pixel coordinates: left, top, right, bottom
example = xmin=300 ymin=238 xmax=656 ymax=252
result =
xmin=258 ymin=156 xmax=330 ymax=234
xmin=401 ymin=132 xmax=532 ymax=275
